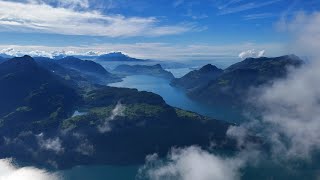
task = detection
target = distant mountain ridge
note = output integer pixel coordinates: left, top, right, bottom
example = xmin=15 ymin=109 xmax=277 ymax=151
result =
xmin=96 ymin=52 xmax=147 ymax=62
xmin=113 ymin=64 xmax=175 ymax=79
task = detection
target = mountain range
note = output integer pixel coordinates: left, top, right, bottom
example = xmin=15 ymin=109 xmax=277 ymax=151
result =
xmin=0 ymin=51 xmax=148 ymax=62
xmin=0 ymin=55 xmax=237 ymax=169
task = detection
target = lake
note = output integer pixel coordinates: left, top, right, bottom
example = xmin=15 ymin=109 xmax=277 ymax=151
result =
xmin=61 ymin=165 xmax=140 ymax=180
xmin=108 ymin=73 xmax=245 ymax=123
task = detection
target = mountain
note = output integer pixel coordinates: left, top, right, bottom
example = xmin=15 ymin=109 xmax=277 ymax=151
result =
xmin=0 ymin=56 xmax=239 ymax=169
xmin=113 ymin=64 xmax=175 ymax=79
xmin=171 ymin=64 xmax=223 ymax=90
xmin=34 ymin=57 xmax=98 ymax=91
xmin=188 ymin=55 xmax=304 ymax=105
xmin=97 ymin=52 xmax=146 ymax=62
xmin=57 ymin=56 xmax=111 ymax=76
xmin=0 ymin=56 xmax=7 ymax=64
xmin=0 ymin=55 xmax=79 ymax=133
xmin=35 ymin=56 xmax=121 ymax=86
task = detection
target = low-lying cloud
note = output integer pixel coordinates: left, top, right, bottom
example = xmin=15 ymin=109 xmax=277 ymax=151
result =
xmin=98 ymin=102 xmax=126 ymax=133
xmin=138 ymin=146 xmax=259 ymax=180
xmin=37 ymin=133 xmax=64 ymax=154
xmin=0 ymin=159 xmax=60 ymax=180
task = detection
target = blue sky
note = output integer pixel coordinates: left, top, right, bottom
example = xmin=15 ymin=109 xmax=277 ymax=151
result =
xmin=0 ymin=0 xmax=319 ymax=60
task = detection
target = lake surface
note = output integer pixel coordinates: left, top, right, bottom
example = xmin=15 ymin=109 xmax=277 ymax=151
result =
xmin=61 ymin=165 xmax=140 ymax=180
xmin=108 ymin=74 xmax=245 ymax=123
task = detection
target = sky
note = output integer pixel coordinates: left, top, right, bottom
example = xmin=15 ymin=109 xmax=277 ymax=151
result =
xmin=0 ymin=0 xmax=319 ymax=60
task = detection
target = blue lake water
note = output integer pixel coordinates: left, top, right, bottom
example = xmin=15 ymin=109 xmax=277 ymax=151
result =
xmin=61 ymin=165 xmax=139 ymax=180
xmin=108 ymin=74 xmax=245 ymax=123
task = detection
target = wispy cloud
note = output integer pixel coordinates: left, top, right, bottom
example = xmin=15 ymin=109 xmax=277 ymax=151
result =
xmin=72 ymin=133 xmax=95 ymax=156
xmin=98 ymin=102 xmax=126 ymax=133
xmin=173 ymin=0 xmax=184 ymax=7
xmin=243 ymin=13 xmax=275 ymax=20
xmin=0 ymin=0 xmax=195 ymax=37
xmin=36 ymin=133 xmax=64 ymax=154
xmin=217 ymin=0 xmax=282 ymax=15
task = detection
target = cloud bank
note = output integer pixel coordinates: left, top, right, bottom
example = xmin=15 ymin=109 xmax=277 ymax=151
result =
xmin=245 ymin=12 xmax=320 ymax=159
xmin=0 ymin=159 xmax=60 ymax=180
xmin=138 ymin=146 xmax=247 ymax=180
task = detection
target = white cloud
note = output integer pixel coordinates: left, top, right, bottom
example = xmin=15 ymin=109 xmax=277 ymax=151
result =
xmin=249 ymin=60 xmax=320 ymax=159
xmin=254 ymin=12 xmax=320 ymax=159
xmin=138 ymin=146 xmax=255 ymax=180
xmin=232 ymin=12 xmax=320 ymax=160
xmin=72 ymin=133 xmax=94 ymax=156
xmin=0 ymin=1 xmax=194 ymax=37
xmin=0 ymin=159 xmax=60 ymax=180
xmin=37 ymin=133 xmax=64 ymax=154
xmin=98 ymin=102 xmax=126 ymax=133
xmin=238 ymin=49 xmax=265 ymax=59
xmin=277 ymin=12 xmax=320 ymax=58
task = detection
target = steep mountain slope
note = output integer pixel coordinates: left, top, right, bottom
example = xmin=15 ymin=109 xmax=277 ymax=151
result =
xmin=34 ymin=56 xmax=120 ymax=87
xmin=188 ymin=55 xmax=304 ymax=105
xmin=0 ymin=56 xmax=79 ymax=133
xmin=171 ymin=64 xmax=223 ymax=90
xmin=34 ymin=57 xmax=97 ymax=91
xmin=58 ymin=56 xmax=111 ymax=76
xmin=0 ymin=56 xmax=7 ymax=64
